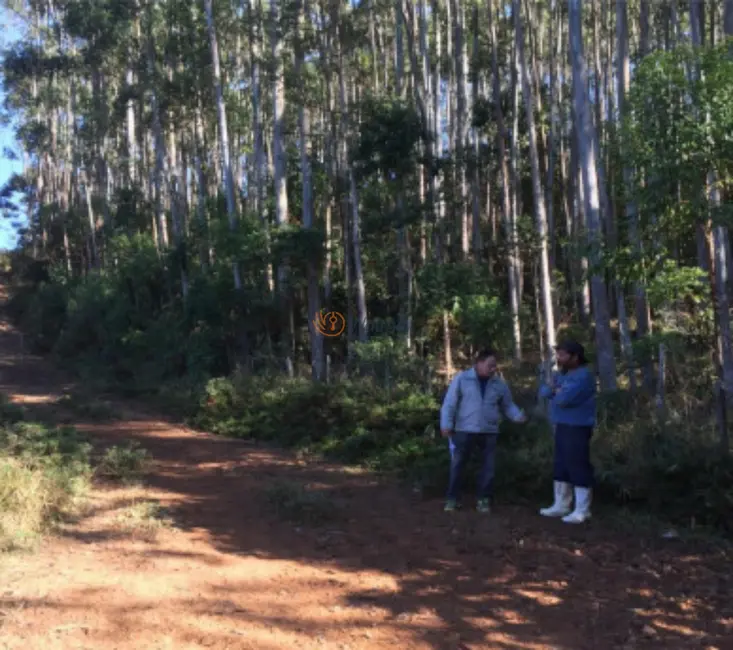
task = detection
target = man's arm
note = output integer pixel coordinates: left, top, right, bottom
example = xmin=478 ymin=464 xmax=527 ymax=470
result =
xmin=500 ymin=382 xmax=527 ymax=422
xmin=553 ymin=372 xmax=595 ymax=408
xmin=440 ymin=374 xmax=461 ymax=434
xmin=538 ymin=371 xmax=559 ymax=399
xmin=538 ymin=384 xmax=554 ymax=399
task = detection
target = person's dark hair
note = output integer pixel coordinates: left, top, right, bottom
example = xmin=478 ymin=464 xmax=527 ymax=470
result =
xmin=555 ymin=340 xmax=587 ymax=365
xmin=476 ymin=348 xmax=497 ymax=362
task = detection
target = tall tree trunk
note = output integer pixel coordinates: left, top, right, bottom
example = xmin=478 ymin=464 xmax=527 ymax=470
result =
xmin=168 ymin=127 xmax=189 ymax=300
xmin=617 ymin=0 xmax=653 ymax=391
xmin=204 ymin=0 xmax=241 ymax=289
xmin=509 ymin=36 xmax=522 ymax=302
xmin=296 ymin=0 xmax=325 ymax=380
xmin=725 ymin=0 xmax=733 ymax=36
xmin=334 ymin=5 xmax=355 ymax=355
xmin=350 ymin=169 xmax=369 ymax=344
xmin=451 ymin=0 xmax=469 ymax=259
xmin=145 ymin=11 xmax=169 ymax=251
xmin=546 ymin=0 xmax=559 ymax=269
xmin=193 ymin=104 xmax=210 ymax=271
xmin=432 ymin=0 xmax=444 ymax=261
xmin=320 ymin=11 xmax=335 ymax=301
xmin=703 ymin=2 xmax=733 ymax=412
xmin=514 ymin=0 xmax=556 ymax=363
xmin=569 ymin=0 xmax=617 ymax=391
xmin=126 ymin=65 xmax=137 ymax=185
xmin=488 ymin=0 xmax=521 ymax=362
xmin=470 ymin=3 xmax=481 ymax=259
xmin=247 ymin=0 xmax=264 ymax=227
xmin=640 ymin=0 xmax=650 ymax=57
xmin=270 ymin=0 xmax=293 ymax=374
xmin=418 ymin=0 xmax=431 ymax=263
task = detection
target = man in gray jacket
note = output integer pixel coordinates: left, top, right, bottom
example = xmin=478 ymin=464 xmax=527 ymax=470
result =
xmin=440 ymin=348 xmax=527 ymax=513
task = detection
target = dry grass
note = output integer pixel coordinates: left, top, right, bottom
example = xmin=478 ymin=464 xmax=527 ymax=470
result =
xmin=114 ymin=498 xmax=174 ymax=540
xmin=0 ymin=456 xmax=90 ymax=552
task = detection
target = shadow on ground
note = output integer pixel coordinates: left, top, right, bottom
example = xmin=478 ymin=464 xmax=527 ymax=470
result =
xmin=1 ymin=326 xmax=731 ymax=650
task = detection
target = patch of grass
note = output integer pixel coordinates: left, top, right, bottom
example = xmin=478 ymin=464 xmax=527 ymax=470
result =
xmin=95 ymin=441 xmax=152 ymax=484
xmin=264 ymin=480 xmax=341 ymax=526
xmin=114 ymin=499 xmax=174 ymax=538
xmin=0 ymin=393 xmax=157 ymax=552
xmin=0 ymin=404 xmax=93 ymax=552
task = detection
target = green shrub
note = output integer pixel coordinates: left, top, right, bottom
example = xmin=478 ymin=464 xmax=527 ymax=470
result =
xmin=0 ymin=406 xmax=93 ymax=551
xmin=95 ymin=441 xmax=152 ymax=484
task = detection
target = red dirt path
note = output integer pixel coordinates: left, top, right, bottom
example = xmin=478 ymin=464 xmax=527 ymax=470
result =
xmin=0 ymin=305 xmax=731 ymax=649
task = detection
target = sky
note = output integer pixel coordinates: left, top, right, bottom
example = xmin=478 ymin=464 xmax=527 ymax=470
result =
xmin=0 ymin=7 xmax=24 ymax=251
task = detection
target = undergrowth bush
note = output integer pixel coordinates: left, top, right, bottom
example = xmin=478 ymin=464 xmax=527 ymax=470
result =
xmin=5 ymin=247 xmax=732 ymax=534
xmin=0 ymin=394 xmax=92 ymax=551
xmin=187 ymin=372 xmax=733 ymax=531
xmin=95 ymin=441 xmax=152 ymax=484
xmin=0 ymin=394 xmax=154 ymax=551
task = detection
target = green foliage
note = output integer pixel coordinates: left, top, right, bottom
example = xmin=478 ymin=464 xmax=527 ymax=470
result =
xmin=415 ymin=261 xmax=511 ymax=354
xmin=351 ymin=338 xmax=433 ymax=388
xmin=623 ymin=43 xmax=733 ymax=267
xmin=592 ymin=405 xmax=733 ymax=531
xmin=645 ymin=261 xmax=707 ymax=310
xmin=95 ymin=441 xmax=152 ymax=484
xmin=0 ymin=400 xmax=92 ymax=552
xmin=183 ymin=368 xmax=733 ymax=532
xmin=352 ymin=95 xmax=425 ymax=182
xmin=454 ymin=294 xmax=511 ymax=352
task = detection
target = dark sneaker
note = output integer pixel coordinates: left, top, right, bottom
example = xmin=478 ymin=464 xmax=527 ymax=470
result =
xmin=476 ymin=498 xmax=491 ymax=513
xmin=444 ymin=499 xmax=458 ymax=512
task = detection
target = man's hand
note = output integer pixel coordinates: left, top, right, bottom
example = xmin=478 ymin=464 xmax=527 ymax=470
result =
xmin=517 ymin=412 xmax=528 ymax=424
xmin=441 ymin=429 xmax=453 ymax=438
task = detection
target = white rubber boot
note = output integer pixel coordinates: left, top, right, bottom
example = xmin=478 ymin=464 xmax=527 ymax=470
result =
xmin=539 ymin=481 xmax=573 ymax=517
xmin=562 ymin=487 xmax=592 ymax=523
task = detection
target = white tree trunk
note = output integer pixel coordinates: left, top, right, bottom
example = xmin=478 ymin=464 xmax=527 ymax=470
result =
xmin=432 ymin=0 xmax=444 ymax=260
xmin=126 ymin=66 xmax=136 ymax=184
xmin=514 ymin=0 xmax=556 ymax=362
xmin=569 ymin=0 xmax=617 ymax=391
xmin=350 ymin=169 xmax=368 ymax=343
xmin=725 ymin=0 xmax=733 ymax=35
xmin=145 ymin=17 xmax=169 ymax=250
xmin=296 ymin=2 xmax=324 ymax=380
xmin=488 ymin=0 xmax=521 ymax=362
xmin=204 ymin=0 xmax=241 ymax=289
xmin=617 ymin=0 xmax=653 ymax=391
xmin=270 ymin=0 xmax=288 ymax=231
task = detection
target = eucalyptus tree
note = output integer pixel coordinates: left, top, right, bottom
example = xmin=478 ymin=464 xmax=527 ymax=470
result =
xmin=568 ymin=0 xmax=617 ymax=392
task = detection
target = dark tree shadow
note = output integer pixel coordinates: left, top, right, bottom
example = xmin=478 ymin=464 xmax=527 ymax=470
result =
xmin=1 ymin=329 xmax=732 ymax=649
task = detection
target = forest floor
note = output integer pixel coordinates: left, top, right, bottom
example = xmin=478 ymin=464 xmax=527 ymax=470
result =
xmin=0 ymin=291 xmax=732 ymax=650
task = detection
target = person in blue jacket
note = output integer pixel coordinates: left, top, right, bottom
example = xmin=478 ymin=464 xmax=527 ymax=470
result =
xmin=537 ymin=340 xmax=597 ymax=524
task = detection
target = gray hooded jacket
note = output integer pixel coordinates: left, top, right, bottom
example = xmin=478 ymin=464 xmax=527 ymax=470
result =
xmin=440 ymin=368 xmax=524 ymax=434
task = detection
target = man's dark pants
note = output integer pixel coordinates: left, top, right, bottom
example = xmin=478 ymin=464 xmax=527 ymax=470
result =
xmin=553 ymin=423 xmax=594 ymax=487
xmin=446 ymin=431 xmax=498 ymax=501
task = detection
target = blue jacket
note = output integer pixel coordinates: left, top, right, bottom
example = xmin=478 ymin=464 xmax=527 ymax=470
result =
xmin=440 ymin=368 xmax=525 ymax=434
xmin=538 ymin=366 xmax=597 ymax=427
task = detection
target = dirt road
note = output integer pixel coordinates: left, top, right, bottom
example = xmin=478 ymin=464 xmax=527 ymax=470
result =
xmin=0 ymin=307 xmax=731 ymax=649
